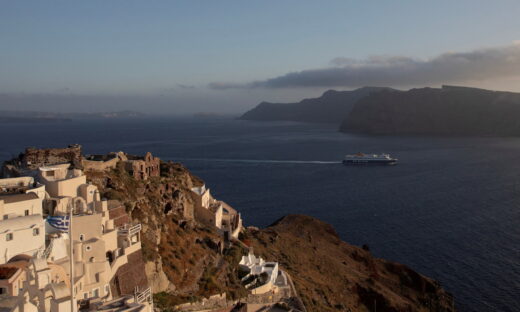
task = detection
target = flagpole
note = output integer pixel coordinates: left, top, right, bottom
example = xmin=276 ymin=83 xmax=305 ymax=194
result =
xmin=69 ymin=201 xmax=75 ymax=312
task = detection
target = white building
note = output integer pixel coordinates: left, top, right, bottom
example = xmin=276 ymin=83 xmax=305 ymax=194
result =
xmin=0 ymin=166 xmax=152 ymax=312
xmin=191 ymin=184 xmax=242 ymax=238
xmin=0 ymin=177 xmax=46 ymax=200
xmin=0 ymin=177 xmax=46 ymax=265
xmin=239 ymin=253 xmax=279 ymax=295
xmin=39 ymin=166 xmax=152 ymax=310
xmin=0 ymin=256 xmax=151 ymax=312
xmin=0 ymin=215 xmax=45 ymax=265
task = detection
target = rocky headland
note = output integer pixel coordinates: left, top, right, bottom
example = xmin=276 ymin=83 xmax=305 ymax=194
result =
xmin=240 ymin=87 xmax=390 ymax=123
xmin=341 ymin=85 xmax=520 ymax=136
xmin=242 ymin=85 xmax=520 ymax=137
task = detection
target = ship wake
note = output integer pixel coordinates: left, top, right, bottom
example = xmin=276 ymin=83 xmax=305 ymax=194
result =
xmin=174 ymin=157 xmax=341 ymax=165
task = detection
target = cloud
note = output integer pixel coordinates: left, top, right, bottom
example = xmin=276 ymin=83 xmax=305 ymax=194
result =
xmin=209 ymin=42 xmax=520 ymax=89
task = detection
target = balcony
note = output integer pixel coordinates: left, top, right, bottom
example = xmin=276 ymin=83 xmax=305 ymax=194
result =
xmin=118 ymin=224 xmax=141 ymax=236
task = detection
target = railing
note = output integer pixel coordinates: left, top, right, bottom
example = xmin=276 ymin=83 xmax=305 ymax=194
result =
xmin=37 ymin=239 xmax=54 ymax=259
xmin=118 ymin=223 xmax=141 ymax=236
xmin=134 ymin=287 xmax=152 ymax=304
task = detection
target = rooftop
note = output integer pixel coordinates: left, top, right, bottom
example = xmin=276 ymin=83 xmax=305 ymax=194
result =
xmin=0 ymin=260 xmax=28 ymax=279
xmin=191 ymin=185 xmax=207 ymax=196
xmin=0 ymin=296 xmax=18 ymax=312
xmin=0 ymin=214 xmax=43 ymax=232
xmin=0 ymin=192 xmax=39 ymax=204
xmin=0 ymin=266 xmax=18 ymax=279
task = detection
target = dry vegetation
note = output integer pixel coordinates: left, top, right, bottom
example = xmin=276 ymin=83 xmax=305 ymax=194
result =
xmin=87 ymin=161 xmax=455 ymax=312
xmin=87 ymin=161 xmax=248 ymax=310
xmin=248 ymin=215 xmax=455 ymax=312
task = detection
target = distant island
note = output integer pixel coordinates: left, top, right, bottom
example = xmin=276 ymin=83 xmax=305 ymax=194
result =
xmin=0 ymin=110 xmax=145 ymax=122
xmin=240 ymin=87 xmax=390 ymax=123
xmin=241 ymin=85 xmax=520 ymax=137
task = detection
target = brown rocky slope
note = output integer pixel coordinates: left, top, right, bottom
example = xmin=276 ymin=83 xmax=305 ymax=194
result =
xmin=246 ymin=215 xmax=454 ymax=312
xmin=89 ymin=160 xmax=455 ymax=311
xmin=87 ymin=161 xmax=250 ymax=306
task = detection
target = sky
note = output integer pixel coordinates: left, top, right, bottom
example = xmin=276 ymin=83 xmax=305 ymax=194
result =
xmin=1 ymin=0 xmax=520 ymax=114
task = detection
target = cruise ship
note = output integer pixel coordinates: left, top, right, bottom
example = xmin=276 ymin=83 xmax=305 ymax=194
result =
xmin=343 ymin=153 xmax=397 ymax=165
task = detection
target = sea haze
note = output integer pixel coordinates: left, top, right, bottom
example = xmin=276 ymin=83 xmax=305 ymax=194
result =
xmin=1 ymin=117 xmax=519 ymax=312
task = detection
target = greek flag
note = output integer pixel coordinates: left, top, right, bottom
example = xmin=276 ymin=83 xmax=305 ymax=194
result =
xmin=46 ymin=216 xmax=70 ymax=232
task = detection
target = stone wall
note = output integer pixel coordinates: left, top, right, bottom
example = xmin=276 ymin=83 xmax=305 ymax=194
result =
xmin=124 ymin=152 xmax=160 ymax=181
xmin=108 ymin=204 xmax=131 ymax=227
xmin=22 ymin=144 xmax=83 ymax=170
xmin=82 ymin=157 xmax=119 ymax=172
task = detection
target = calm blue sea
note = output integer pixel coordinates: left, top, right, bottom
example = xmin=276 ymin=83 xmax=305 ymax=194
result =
xmin=1 ymin=117 xmax=519 ymax=312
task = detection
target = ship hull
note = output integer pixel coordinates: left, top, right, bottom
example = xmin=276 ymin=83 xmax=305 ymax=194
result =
xmin=342 ymin=159 xmax=397 ymax=165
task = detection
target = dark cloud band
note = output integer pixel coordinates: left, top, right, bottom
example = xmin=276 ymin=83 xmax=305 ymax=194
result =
xmin=209 ymin=43 xmax=520 ymax=89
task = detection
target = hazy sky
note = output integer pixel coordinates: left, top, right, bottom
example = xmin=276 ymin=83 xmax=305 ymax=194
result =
xmin=2 ymin=0 xmax=520 ymax=114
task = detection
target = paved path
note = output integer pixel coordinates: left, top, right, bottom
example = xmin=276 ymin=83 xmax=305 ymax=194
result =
xmin=284 ymin=271 xmax=307 ymax=312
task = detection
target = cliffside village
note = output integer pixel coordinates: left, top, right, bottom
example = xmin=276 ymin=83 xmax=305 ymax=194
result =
xmin=0 ymin=145 xmax=298 ymax=312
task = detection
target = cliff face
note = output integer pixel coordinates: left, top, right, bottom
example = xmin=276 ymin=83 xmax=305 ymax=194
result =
xmin=240 ymin=87 xmax=391 ymax=123
xmin=341 ymin=86 xmax=520 ymax=136
xmin=248 ymin=215 xmax=455 ymax=312
xmin=242 ymin=85 xmax=520 ymax=137
xmin=87 ymin=161 xmax=249 ymax=304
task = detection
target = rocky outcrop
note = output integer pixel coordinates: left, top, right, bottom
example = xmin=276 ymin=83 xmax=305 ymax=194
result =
xmin=87 ymin=160 xmax=248 ymax=302
xmin=247 ymin=215 xmax=455 ymax=312
xmin=240 ymin=87 xmax=391 ymax=123
xmin=341 ymin=85 xmax=520 ymax=136
xmin=24 ymin=145 xmax=82 ymax=169
xmin=2 ymin=145 xmax=83 ymax=176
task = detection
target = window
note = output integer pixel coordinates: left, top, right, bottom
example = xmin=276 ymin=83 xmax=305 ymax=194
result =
xmin=24 ymin=210 xmax=29 ymax=216
xmin=79 ymin=234 xmax=85 ymax=241
xmin=104 ymin=284 xmax=110 ymax=296
xmin=33 ymin=228 xmax=40 ymax=236
xmin=83 ymin=292 xmax=88 ymax=299
xmin=0 ymin=287 xmax=6 ymax=295
xmin=92 ymin=288 xmax=99 ymax=298
xmin=6 ymin=233 xmax=13 ymax=241
xmin=86 ymin=245 xmax=91 ymax=251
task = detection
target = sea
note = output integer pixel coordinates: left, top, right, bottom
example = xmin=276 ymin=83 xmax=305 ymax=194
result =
xmin=1 ymin=117 xmax=519 ymax=312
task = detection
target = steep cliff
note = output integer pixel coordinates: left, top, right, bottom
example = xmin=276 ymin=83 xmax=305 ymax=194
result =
xmin=240 ymin=87 xmax=390 ymax=123
xmin=87 ymin=161 xmax=249 ymax=304
xmin=341 ymin=86 xmax=520 ymax=136
xmin=247 ymin=215 xmax=455 ymax=312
